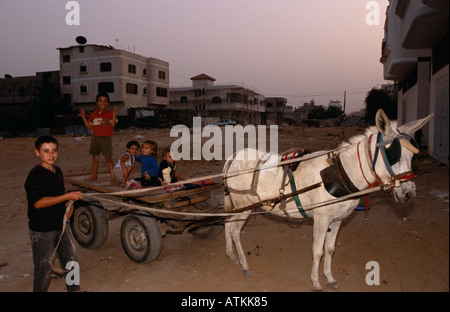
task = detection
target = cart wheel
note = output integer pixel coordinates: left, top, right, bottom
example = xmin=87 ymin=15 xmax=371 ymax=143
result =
xmin=120 ymin=215 xmax=162 ymax=263
xmin=71 ymin=202 xmax=108 ymax=249
xmin=190 ymin=206 xmax=224 ymax=239
xmin=190 ymin=223 xmax=224 ymax=239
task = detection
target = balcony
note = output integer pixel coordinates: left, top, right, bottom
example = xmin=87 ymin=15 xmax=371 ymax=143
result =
xmin=402 ymin=4 xmax=449 ymax=49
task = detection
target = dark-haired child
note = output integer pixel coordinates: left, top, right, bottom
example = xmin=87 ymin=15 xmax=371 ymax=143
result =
xmin=24 ymin=135 xmax=83 ymax=292
xmin=113 ymin=140 xmax=140 ymax=186
xmin=80 ymin=92 xmax=118 ymax=184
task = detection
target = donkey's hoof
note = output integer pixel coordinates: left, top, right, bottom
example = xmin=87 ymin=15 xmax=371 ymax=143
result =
xmin=326 ymin=282 xmax=339 ymax=289
xmin=230 ymin=259 xmax=239 ymax=265
xmin=311 ymin=287 xmax=323 ymax=292
xmin=242 ymin=270 xmax=251 ymax=277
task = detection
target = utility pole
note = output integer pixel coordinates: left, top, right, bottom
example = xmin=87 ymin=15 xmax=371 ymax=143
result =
xmin=343 ymin=91 xmax=346 ymax=114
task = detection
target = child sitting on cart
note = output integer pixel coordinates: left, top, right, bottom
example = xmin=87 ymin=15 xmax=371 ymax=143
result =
xmin=133 ymin=140 xmax=162 ymax=188
xmin=159 ymin=147 xmax=187 ymax=192
xmin=113 ymin=140 xmax=140 ymax=186
xmin=159 ymin=147 xmax=216 ymax=192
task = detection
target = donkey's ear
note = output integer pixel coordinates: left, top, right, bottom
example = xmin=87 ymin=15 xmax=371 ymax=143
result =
xmin=397 ymin=113 xmax=434 ymax=135
xmin=375 ymin=109 xmax=395 ymax=137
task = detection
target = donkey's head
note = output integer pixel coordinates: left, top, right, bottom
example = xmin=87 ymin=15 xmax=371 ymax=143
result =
xmin=375 ymin=109 xmax=434 ymax=204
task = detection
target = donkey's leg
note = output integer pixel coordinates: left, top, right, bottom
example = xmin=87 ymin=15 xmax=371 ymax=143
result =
xmin=225 ymin=216 xmax=238 ymax=264
xmin=310 ymin=216 xmax=330 ymax=291
xmin=323 ymin=220 xmax=342 ymax=289
xmin=229 ymin=211 xmax=252 ymax=276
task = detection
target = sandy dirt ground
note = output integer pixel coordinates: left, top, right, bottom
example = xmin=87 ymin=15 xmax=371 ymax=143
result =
xmin=0 ymin=126 xmax=448 ymax=293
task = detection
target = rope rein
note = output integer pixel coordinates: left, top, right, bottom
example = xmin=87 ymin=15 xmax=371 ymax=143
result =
xmin=71 ymin=130 xmax=417 ymax=219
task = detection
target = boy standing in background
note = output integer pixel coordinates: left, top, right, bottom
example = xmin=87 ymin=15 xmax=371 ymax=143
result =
xmin=80 ymin=92 xmax=118 ymax=184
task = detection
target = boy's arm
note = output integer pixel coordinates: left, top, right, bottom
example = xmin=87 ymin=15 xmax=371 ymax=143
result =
xmin=34 ymin=191 xmax=83 ymax=209
xmin=111 ymin=106 xmax=118 ymax=128
xmin=80 ymin=109 xmax=92 ymax=130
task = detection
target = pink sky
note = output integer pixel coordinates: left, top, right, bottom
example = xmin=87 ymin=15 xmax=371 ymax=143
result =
xmin=0 ymin=0 xmax=389 ymax=113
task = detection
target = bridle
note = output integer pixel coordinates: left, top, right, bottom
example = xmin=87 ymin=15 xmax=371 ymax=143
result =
xmin=358 ymin=132 xmax=418 ymax=192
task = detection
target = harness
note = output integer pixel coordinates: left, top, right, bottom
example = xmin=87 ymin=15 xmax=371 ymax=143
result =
xmin=223 ymin=149 xmax=315 ymax=218
xmin=321 ymin=132 xmax=418 ymax=200
xmin=223 ymin=132 xmax=419 ymax=216
xmin=279 ymin=150 xmax=309 ymax=218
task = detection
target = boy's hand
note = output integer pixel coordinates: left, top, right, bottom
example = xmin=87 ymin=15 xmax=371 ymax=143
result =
xmin=80 ymin=108 xmax=86 ymax=119
xmin=113 ymin=106 xmax=118 ymax=115
xmin=68 ymin=191 xmax=84 ymax=201
xmin=65 ymin=192 xmax=83 ymax=218
xmin=144 ymin=172 xmax=151 ymax=180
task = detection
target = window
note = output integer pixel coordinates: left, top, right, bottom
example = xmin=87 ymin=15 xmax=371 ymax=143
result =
xmin=18 ymin=86 xmax=26 ymax=96
xmin=158 ymin=71 xmax=166 ymax=80
xmin=143 ymin=67 xmax=147 ymax=76
xmin=212 ymin=96 xmax=221 ymax=103
xmin=128 ymin=64 xmax=136 ymax=74
xmin=63 ymin=76 xmax=71 ymax=85
xmin=79 ymin=63 xmax=87 ymax=73
xmin=126 ymin=83 xmax=138 ymax=94
xmin=143 ymin=87 xmax=148 ymax=95
xmin=62 ymin=55 xmax=70 ymax=63
xmin=181 ymin=96 xmax=188 ymax=103
xmin=100 ymin=62 xmax=112 ymax=72
xmin=80 ymin=84 xmax=88 ymax=94
xmin=79 ymin=46 xmax=84 ymax=53
xmin=156 ymin=87 xmax=168 ymax=97
xmin=98 ymin=82 xmax=114 ymax=93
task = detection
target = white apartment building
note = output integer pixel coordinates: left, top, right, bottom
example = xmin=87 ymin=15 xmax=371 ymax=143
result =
xmin=58 ymin=44 xmax=169 ymax=115
xmin=169 ymin=74 xmax=265 ymax=125
xmin=381 ymin=0 xmax=448 ymax=164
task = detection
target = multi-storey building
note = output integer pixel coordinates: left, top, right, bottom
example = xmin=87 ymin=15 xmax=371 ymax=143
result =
xmin=169 ymin=73 xmax=265 ymax=126
xmin=264 ymin=97 xmax=294 ymax=125
xmin=58 ymin=44 xmax=169 ymax=115
xmin=381 ymin=0 xmax=448 ymax=164
xmin=0 ymin=71 xmax=60 ymax=105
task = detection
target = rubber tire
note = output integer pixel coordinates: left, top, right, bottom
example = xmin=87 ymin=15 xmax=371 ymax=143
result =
xmin=71 ymin=202 xmax=108 ymax=249
xmin=120 ymin=215 xmax=162 ymax=264
xmin=190 ymin=206 xmax=224 ymax=239
xmin=190 ymin=223 xmax=224 ymax=239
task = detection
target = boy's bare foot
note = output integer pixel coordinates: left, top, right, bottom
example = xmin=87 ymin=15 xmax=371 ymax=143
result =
xmin=84 ymin=176 xmax=97 ymax=181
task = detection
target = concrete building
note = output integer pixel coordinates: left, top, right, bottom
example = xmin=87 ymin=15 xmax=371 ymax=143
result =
xmin=328 ymin=100 xmax=342 ymax=110
xmin=58 ymin=44 xmax=169 ymax=115
xmin=380 ymin=0 xmax=448 ymax=164
xmin=293 ymin=100 xmax=316 ymax=123
xmin=0 ymin=71 xmax=60 ymax=105
xmin=264 ymin=97 xmax=294 ymax=125
xmin=169 ymin=74 xmax=265 ymax=125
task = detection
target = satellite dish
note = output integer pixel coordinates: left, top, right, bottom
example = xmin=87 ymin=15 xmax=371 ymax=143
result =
xmin=4 ymin=74 xmax=13 ymax=79
xmin=76 ymin=36 xmax=87 ymax=45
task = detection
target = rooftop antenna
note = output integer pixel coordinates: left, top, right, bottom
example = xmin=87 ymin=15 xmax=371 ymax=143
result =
xmin=116 ymin=39 xmax=119 ymax=49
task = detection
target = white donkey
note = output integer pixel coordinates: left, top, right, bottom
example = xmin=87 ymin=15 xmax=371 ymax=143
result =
xmin=222 ymin=109 xmax=433 ymax=291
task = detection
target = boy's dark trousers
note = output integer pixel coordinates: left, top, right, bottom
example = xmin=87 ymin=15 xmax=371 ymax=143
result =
xmin=29 ymin=227 xmax=80 ymax=292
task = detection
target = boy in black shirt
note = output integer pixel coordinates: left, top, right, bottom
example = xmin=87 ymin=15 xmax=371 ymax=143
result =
xmin=24 ymin=136 xmax=83 ymax=292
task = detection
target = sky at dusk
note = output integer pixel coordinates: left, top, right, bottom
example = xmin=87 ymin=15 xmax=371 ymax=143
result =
xmin=0 ymin=0 xmax=389 ymax=113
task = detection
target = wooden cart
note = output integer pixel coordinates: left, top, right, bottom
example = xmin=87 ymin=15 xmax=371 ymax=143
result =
xmin=64 ymin=173 xmax=224 ymax=264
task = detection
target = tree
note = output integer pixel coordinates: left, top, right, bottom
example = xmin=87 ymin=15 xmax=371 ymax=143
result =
xmin=364 ymin=88 xmax=397 ymax=124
